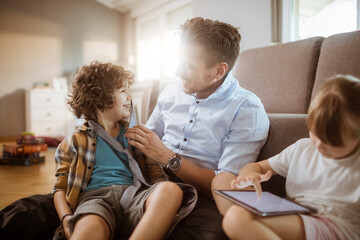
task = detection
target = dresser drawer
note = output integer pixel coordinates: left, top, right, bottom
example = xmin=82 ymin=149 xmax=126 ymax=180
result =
xmin=30 ymin=91 xmax=67 ymax=107
xmin=26 ymin=89 xmax=74 ymax=137
xmin=31 ymin=108 xmax=70 ymax=121
xmin=31 ymin=120 xmax=73 ymax=136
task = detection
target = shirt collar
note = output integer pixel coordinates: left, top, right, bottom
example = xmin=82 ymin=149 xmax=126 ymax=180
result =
xmin=83 ymin=120 xmax=126 ymax=133
xmin=192 ymin=71 xmax=235 ymax=101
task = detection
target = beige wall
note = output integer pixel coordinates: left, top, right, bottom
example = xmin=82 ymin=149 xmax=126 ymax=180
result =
xmin=193 ymin=0 xmax=272 ymax=52
xmin=0 ymin=0 xmax=125 ymax=137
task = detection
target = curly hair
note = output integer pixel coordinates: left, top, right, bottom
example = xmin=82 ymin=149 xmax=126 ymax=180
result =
xmin=68 ymin=61 xmax=135 ymax=122
xmin=307 ymin=75 xmax=360 ymax=146
xmin=178 ymin=17 xmax=241 ymax=72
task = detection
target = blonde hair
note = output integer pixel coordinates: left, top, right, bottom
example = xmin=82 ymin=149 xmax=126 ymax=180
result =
xmin=307 ymin=75 xmax=360 ymax=146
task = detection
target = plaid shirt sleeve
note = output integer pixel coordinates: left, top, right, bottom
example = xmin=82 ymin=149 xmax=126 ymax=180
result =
xmin=53 ymin=135 xmax=77 ymax=194
xmin=53 ymin=130 xmax=96 ymax=210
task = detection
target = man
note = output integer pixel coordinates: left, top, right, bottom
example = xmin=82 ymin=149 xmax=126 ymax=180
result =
xmin=0 ymin=17 xmax=269 ymax=240
xmin=125 ymin=17 xmax=269 ymax=240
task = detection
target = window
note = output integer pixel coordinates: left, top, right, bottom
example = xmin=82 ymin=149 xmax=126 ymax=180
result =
xmin=282 ymin=0 xmax=359 ymax=42
xmin=135 ymin=1 xmax=193 ymax=82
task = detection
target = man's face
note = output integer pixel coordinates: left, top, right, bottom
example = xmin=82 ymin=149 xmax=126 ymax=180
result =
xmin=175 ymin=43 xmax=221 ymax=99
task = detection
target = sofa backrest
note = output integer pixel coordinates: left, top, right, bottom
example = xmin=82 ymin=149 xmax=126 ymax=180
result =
xmin=140 ymin=79 xmax=169 ymax=124
xmin=233 ymin=37 xmax=324 ymax=114
xmin=140 ymin=80 xmax=161 ymax=124
xmin=311 ymin=30 xmax=360 ymax=100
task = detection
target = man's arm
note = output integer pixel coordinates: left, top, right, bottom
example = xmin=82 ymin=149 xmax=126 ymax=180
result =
xmin=171 ymin=156 xmax=215 ymax=198
xmin=125 ymin=125 xmax=215 ymax=198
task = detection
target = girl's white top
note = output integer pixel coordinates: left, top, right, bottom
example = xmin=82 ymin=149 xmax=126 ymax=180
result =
xmin=269 ymin=138 xmax=360 ymax=240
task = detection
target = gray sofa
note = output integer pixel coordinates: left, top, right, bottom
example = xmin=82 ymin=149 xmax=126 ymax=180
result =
xmin=140 ymin=30 xmax=360 ymax=197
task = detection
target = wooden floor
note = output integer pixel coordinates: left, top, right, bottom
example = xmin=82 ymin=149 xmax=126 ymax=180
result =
xmin=0 ymin=142 xmax=56 ymax=210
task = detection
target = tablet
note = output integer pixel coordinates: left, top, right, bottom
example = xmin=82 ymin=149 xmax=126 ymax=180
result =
xmin=214 ymin=190 xmax=316 ymax=216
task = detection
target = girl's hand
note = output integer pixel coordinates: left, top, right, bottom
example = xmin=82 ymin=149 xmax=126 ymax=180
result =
xmin=230 ymin=170 xmax=272 ymax=198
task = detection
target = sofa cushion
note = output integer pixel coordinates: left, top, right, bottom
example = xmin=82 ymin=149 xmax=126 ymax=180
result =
xmin=234 ymin=37 xmax=324 ymax=114
xmin=140 ymin=80 xmax=161 ymax=124
xmin=257 ymin=113 xmax=309 ymax=161
xmin=311 ymin=30 xmax=360 ymax=99
xmin=140 ymin=80 xmax=168 ymax=124
xmin=257 ymin=113 xmax=309 ymax=197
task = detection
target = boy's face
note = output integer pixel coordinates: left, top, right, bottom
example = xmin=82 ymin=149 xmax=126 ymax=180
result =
xmin=175 ymin=43 xmax=221 ymax=99
xmin=309 ymin=131 xmax=360 ymax=159
xmin=102 ymin=82 xmax=132 ymax=122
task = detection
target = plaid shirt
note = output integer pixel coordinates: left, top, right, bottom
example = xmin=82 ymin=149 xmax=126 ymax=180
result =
xmin=53 ymin=122 xmax=167 ymax=210
xmin=53 ymin=123 xmax=97 ymax=210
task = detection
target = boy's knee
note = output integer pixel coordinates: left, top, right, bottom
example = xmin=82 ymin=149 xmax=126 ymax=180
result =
xmin=74 ymin=214 xmax=110 ymax=238
xmin=155 ymin=182 xmax=183 ymax=199
xmin=147 ymin=182 xmax=183 ymax=209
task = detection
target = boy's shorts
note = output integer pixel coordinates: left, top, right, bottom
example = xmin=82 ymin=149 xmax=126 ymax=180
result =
xmin=300 ymin=214 xmax=346 ymax=240
xmin=66 ymin=182 xmax=197 ymax=239
xmin=67 ymin=183 xmax=158 ymax=239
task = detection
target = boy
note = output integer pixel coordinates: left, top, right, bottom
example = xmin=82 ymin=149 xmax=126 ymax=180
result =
xmin=53 ymin=61 xmax=195 ymax=240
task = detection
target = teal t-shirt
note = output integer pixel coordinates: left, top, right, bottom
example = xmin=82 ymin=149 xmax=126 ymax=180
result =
xmin=86 ymin=126 xmax=133 ymax=191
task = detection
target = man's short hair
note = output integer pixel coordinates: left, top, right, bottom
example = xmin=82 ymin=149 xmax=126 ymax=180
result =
xmin=178 ymin=17 xmax=241 ymax=72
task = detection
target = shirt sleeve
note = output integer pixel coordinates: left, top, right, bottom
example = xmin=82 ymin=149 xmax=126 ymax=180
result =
xmin=53 ymin=135 xmax=76 ymax=194
xmin=216 ymin=98 xmax=269 ymax=175
xmin=268 ymin=140 xmax=300 ymax=177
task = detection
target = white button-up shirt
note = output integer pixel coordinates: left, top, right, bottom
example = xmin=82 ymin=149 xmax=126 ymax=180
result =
xmin=146 ymin=72 xmax=269 ymax=175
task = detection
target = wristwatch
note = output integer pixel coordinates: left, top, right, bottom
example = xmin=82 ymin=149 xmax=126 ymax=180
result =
xmin=166 ymin=153 xmax=182 ymax=172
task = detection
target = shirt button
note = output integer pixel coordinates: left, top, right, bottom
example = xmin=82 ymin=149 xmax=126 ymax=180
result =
xmin=189 ymin=120 xmax=193 ymax=123
xmin=196 ymin=100 xmax=199 ymax=104
xmin=92 ymin=143 xmax=96 ymax=146
xmin=183 ymin=138 xmax=187 ymax=142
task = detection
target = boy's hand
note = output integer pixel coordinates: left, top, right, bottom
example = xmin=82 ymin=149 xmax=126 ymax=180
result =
xmin=62 ymin=215 xmax=71 ymax=239
xmin=230 ymin=170 xmax=272 ymax=198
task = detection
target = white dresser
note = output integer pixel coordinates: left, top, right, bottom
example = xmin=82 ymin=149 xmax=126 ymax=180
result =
xmin=25 ymin=89 xmax=75 ymax=137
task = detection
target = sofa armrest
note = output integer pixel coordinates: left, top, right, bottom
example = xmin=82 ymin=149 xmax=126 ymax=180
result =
xmin=258 ymin=113 xmax=309 ymax=197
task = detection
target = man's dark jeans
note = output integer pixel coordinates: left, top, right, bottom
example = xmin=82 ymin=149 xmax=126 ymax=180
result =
xmin=0 ymin=193 xmax=228 ymax=240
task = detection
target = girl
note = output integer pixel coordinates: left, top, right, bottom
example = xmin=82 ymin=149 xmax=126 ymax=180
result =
xmin=215 ymin=75 xmax=360 ymax=240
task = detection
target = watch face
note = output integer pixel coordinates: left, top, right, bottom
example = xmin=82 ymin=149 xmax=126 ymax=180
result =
xmin=168 ymin=154 xmax=182 ymax=172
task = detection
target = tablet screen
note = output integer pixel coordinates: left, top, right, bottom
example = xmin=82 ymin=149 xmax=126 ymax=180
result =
xmin=215 ymin=190 xmax=316 ymax=216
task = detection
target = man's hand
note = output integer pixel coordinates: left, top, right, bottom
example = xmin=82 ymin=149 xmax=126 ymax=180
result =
xmin=125 ymin=125 xmax=174 ymax=164
xmin=230 ymin=170 xmax=272 ymax=198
